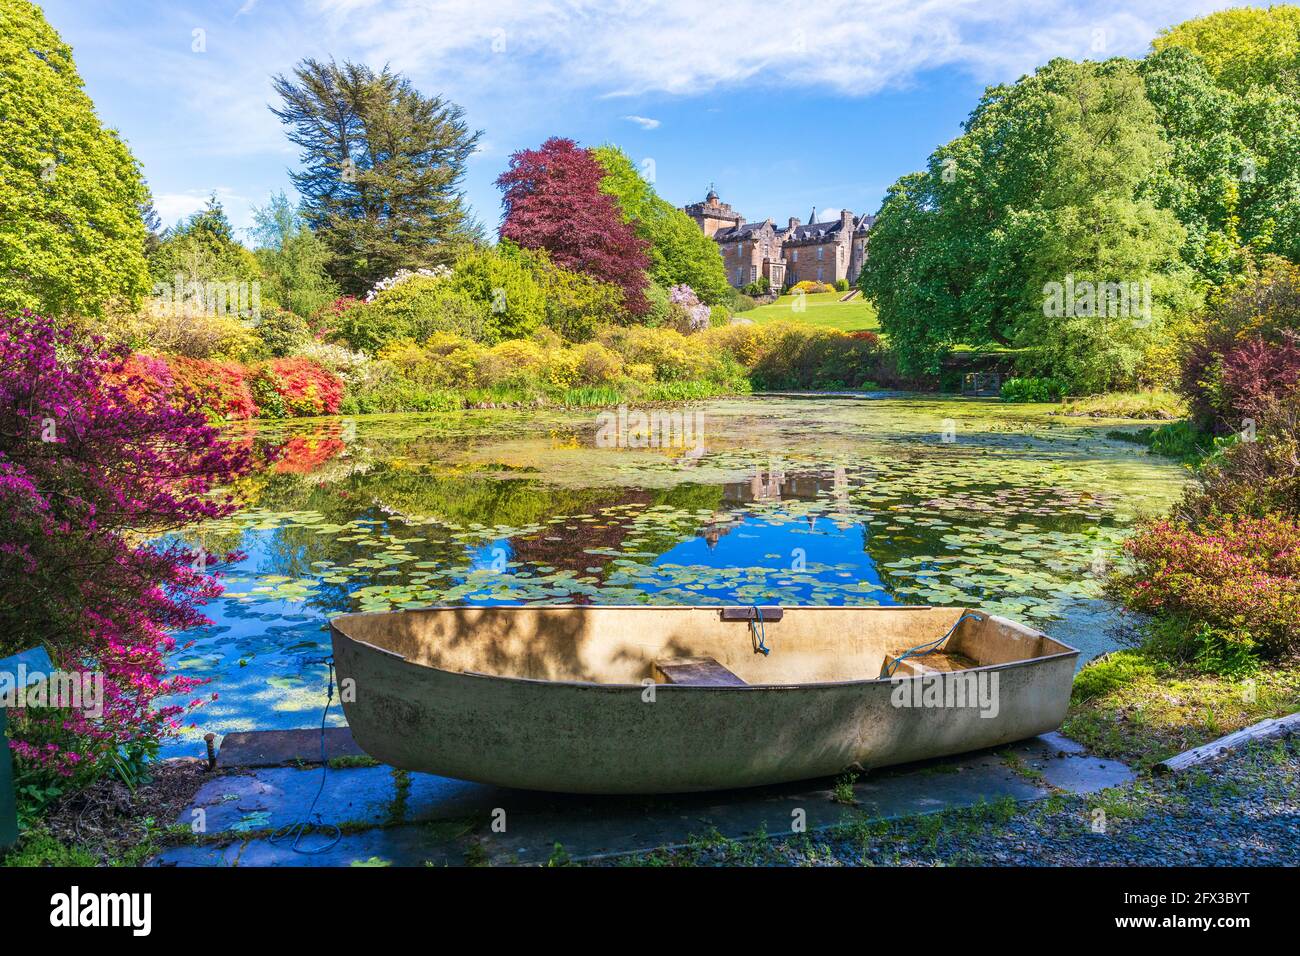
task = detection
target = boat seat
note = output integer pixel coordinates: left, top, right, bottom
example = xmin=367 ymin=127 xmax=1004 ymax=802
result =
xmin=880 ymin=651 xmax=977 ymax=678
xmin=880 ymin=654 xmax=939 ymax=678
xmin=653 ymin=656 xmax=747 ymax=687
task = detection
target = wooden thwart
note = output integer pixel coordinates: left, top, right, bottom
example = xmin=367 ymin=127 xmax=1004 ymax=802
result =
xmin=654 ymin=657 xmax=747 ymax=687
xmin=880 ymin=651 xmax=977 ymax=678
xmin=1155 ymin=711 xmax=1300 ymax=773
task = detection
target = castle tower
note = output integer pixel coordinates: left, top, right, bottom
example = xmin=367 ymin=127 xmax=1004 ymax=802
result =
xmin=684 ymin=185 xmax=743 ymax=238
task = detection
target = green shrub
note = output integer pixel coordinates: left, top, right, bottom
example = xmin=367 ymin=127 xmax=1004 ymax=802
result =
xmin=834 ymin=279 xmax=849 ymax=292
xmin=999 ymin=376 xmax=1066 ymax=402
xmin=256 ymin=309 xmax=311 ymax=357
xmin=334 ymin=275 xmax=489 ymax=351
xmin=724 ymin=287 xmax=758 ymax=312
xmin=536 ymin=260 xmax=625 ymax=341
xmin=448 ymin=243 xmax=547 ymax=342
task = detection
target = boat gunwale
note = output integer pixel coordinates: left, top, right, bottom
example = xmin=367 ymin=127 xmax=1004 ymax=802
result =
xmin=330 ymin=604 xmax=1082 ymax=692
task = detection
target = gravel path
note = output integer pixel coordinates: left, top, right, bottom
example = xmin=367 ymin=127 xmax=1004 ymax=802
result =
xmin=621 ymin=736 xmax=1300 ymax=867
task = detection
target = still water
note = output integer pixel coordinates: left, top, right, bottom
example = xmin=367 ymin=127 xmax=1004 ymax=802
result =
xmin=164 ymin=395 xmax=1186 ymax=756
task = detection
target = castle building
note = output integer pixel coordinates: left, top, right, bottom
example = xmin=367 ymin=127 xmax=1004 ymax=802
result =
xmin=684 ymin=187 xmax=874 ymax=291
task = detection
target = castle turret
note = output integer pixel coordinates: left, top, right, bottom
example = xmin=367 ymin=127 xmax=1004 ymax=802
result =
xmin=684 ymin=186 xmax=743 ymax=238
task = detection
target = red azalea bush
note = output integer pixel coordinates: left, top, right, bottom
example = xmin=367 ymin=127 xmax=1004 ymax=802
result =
xmin=166 ymin=356 xmax=258 ymax=420
xmin=110 ymin=354 xmax=344 ymax=420
xmin=248 ymin=357 xmax=344 ymax=417
xmin=1111 ymin=515 xmax=1300 ymax=660
xmin=0 ymin=311 xmax=251 ymax=786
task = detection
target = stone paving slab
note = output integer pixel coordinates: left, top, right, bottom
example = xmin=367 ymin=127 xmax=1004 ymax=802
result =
xmin=154 ymin=731 xmax=1134 ymax=867
xmin=216 ymin=728 xmax=365 ymax=769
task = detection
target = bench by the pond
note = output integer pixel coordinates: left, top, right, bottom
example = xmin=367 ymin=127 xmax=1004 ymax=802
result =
xmin=1 ymin=646 xmax=53 ymax=850
xmin=962 ymin=372 xmax=1002 ymax=397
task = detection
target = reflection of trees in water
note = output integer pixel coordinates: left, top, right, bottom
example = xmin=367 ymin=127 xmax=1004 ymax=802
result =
xmin=214 ymin=465 xmax=731 ymax=609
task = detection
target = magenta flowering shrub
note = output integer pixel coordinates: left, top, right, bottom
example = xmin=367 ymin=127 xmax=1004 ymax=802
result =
xmin=0 ymin=311 xmax=251 ymax=784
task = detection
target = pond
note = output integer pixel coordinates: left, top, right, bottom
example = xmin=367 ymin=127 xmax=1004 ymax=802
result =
xmin=163 ymin=394 xmax=1187 ymax=757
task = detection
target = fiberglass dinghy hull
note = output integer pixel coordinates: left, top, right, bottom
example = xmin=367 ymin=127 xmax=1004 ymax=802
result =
xmin=330 ymin=605 xmax=1078 ymax=794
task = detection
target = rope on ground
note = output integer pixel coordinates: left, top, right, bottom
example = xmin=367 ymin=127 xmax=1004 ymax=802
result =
xmin=269 ymin=657 xmax=342 ymax=855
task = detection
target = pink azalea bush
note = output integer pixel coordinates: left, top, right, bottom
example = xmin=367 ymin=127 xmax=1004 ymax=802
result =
xmin=0 ymin=311 xmax=251 ymax=786
xmin=1111 ymin=515 xmax=1300 ymax=660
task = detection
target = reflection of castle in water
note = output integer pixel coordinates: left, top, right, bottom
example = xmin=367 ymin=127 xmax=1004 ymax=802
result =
xmin=723 ymin=465 xmax=851 ymax=506
xmin=698 ymin=465 xmax=857 ymax=547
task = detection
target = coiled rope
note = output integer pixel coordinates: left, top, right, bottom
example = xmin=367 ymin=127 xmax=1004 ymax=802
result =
xmin=749 ymin=605 xmax=770 ymax=655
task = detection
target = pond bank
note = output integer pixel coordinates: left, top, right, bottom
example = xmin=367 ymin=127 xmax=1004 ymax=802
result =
xmin=647 ymin=736 xmax=1300 ymax=867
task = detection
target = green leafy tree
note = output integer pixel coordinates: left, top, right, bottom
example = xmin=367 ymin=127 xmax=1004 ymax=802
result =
xmin=1153 ymin=6 xmax=1300 ymax=95
xmin=271 ymin=59 xmax=482 ymax=295
xmin=148 ymin=194 xmax=265 ymax=294
xmin=1142 ymin=47 xmax=1299 ymax=282
xmin=250 ymin=191 xmax=339 ymax=319
xmin=0 ymin=0 xmax=150 ymax=317
xmin=863 ymin=57 xmax=1197 ymax=389
xmin=592 ymin=145 xmax=729 ymax=305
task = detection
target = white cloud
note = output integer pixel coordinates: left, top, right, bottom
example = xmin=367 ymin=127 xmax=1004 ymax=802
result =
xmin=309 ymin=0 xmax=1229 ymax=98
xmin=623 ymin=115 xmax=661 ymax=130
xmin=154 ymin=191 xmax=210 ymax=224
xmin=152 ymin=187 xmax=254 ymax=232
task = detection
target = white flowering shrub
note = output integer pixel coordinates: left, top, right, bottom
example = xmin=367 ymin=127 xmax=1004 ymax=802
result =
xmin=292 ymin=339 xmax=375 ymax=387
xmin=364 ymin=266 xmax=453 ymax=303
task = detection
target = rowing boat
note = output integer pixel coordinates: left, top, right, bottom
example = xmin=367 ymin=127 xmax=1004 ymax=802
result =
xmin=330 ymin=605 xmax=1078 ymax=794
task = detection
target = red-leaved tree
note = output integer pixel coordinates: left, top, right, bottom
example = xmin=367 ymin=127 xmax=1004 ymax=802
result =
xmin=497 ymin=137 xmax=650 ymax=316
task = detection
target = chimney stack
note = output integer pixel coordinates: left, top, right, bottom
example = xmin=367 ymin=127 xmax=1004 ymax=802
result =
xmin=788 ymin=217 xmax=801 ymax=230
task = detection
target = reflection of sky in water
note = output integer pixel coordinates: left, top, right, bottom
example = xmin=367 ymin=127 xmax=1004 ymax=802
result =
xmin=648 ymin=516 xmax=895 ymax=605
xmin=159 ymin=398 xmax=1187 ymax=758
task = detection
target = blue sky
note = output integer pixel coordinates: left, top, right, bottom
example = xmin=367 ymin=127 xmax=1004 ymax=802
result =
xmin=40 ymin=0 xmax=1241 ymax=240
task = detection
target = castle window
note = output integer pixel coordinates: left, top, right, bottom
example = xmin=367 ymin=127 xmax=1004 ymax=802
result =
xmin=792 ymin=250 xmax=798 ymax=262
xmin=816 ymin=247 xmax=824 ymax=260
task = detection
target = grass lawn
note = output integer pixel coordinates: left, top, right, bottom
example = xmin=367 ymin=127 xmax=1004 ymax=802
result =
xmin=744 ymin=292 xmax=879 ymax=332
xmin=1062 ymin=651 xmax=1300 ymax=772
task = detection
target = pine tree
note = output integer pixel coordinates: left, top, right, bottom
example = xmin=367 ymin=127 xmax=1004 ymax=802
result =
xmin=270 ymin=59 xmax=481 ymax=295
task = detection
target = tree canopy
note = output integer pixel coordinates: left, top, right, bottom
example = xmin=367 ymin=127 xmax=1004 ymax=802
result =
xmin=0 ymin=0 xmax=150 ymax=318
xmin=592 ymin=145 xmax=729 ymax=305
xmin=862 ymin=57 xmax=1196 ymax=387
xmin=271 ymin=58 xmax=482 ymax=295
xmin=250 ymin=191 xmax=338 ymax=319
xmin=497 ymin=137 xmax=650 ymax=316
